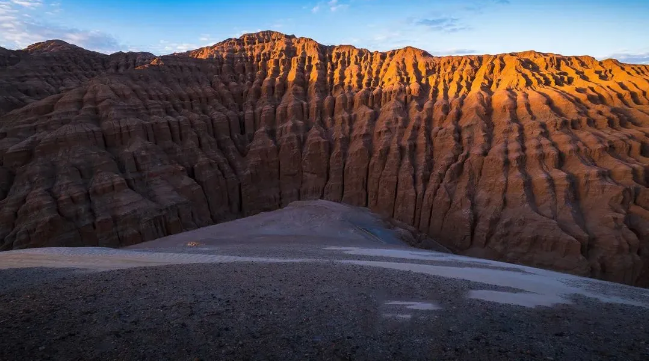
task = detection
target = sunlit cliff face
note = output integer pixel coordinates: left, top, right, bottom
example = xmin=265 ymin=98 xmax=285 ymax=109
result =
xmin=1 ymin=31 xmax=649 ymax=286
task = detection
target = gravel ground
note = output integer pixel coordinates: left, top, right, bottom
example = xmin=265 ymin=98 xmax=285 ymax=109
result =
xmin=1 ymin=262 xmax=648 ymax=361
xmin=2 ymin=202 xmax=648 ymax=360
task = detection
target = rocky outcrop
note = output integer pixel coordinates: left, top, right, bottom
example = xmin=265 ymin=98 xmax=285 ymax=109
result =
xmin=2 ymin=31 xmax=649 ymax=286
xmin=0 ymin=47 xmax=21 ymax=68
xmin=0 ymin=40 xmax=155 ymax=116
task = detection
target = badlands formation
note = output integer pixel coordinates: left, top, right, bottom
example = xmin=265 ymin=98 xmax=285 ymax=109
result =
xmin=1 ymin=31 xmax=649 ymax=286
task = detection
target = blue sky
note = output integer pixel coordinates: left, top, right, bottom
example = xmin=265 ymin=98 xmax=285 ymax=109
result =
xmin=0 ymin=0 xmax=647 ymax=63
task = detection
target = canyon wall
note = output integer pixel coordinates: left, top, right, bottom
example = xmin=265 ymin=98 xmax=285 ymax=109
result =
xmin=2 ymin=31 xmax=649 ymax=286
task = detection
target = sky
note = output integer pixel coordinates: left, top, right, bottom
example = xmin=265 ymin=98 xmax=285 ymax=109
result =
xmin=0 ymin=0 xmax=647 ymax=64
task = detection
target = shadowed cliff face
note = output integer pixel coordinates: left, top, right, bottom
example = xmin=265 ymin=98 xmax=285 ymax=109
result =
xmin=0 ymin=40 xmax=155 ymax=117
xmin=1 ymin=31 xmax=649 ymax=286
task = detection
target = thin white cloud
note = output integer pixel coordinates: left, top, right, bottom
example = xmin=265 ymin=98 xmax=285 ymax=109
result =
xmin=234 ymin=29 xmax=252 ymax=38
xmin=0 ymin=0 xmax=122 ymax=53
xmin=328 ymin=0 xmax=348 ymax=12
xmin=604 ymin=51 xmax=649 ymax=65
xmin=430 ymin=48 xmax=479 ymax=56
xmin=174 ymin=44 xmax=196 ymax=51
xmin=156 ymin=40 xmax=199 ymax=53
xmin=415 ymin=17 xmax=469 ymax=33
xmin=268 ymin=17 xmax=293 ymax=30
xmin=311 ymin=0 xmax=348 ymax=14
xmin=9 ymin=0 xmax=42 ymax=8
xmin=464 ymin=0 xmax=510 ymax=13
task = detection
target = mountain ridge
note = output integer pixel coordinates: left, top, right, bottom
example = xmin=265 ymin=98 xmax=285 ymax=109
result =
xmin=3 ymin=31 xmax=644 ymax=65
xmin=1 ymin=31 xmax=649 ymax=286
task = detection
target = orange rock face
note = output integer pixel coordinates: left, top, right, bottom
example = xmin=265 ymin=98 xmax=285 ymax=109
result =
xmin=2 ymin=31 xmax=649 ymax=286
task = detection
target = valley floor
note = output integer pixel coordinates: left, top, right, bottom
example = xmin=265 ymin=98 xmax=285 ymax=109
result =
xmin=1 ymin=201 xmax=648 ymax=360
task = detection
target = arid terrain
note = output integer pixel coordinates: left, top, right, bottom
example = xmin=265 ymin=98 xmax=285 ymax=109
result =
xmin=2 ymin=31 xmax=649 ymax=286
xmin=1 ymin=201 xmax=648 ymax=360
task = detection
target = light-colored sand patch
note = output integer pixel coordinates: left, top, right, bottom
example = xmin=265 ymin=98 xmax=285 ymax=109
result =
xmin=4 ymin=246 xmax=649 ymax=310
xmin=382 ymin=313 xmax=413 ymax=320
xmin=340 ymin=260 xmax=649 ymax=308
xmin=468 ymin=290 xmax=562 ymax=308
xmin=385 ymin=301 xmax=441 ymax=311
xmin=0 ymin=248 xmax=309 ymax=271
xmin=325 ymin=247 xmax=498 ymax=266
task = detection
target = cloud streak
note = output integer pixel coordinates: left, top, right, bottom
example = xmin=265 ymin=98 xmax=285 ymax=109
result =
xmin=0 ymin=0 xmax=122 ymax=53
xmin=311 ymin=0 xmax=348 ymax=14
xmin=328 ymin=0 xmax=348 ymax=12
xmin=9 ymin=0 xmax=42 ymax=8
xmin=464 ymin=0 xmax=510 ymax=13
xmin=431 ymin=48 xmax=479 ymax=56
xmin=415 ymin=17 xmax=469 ymax=32
xmin=412 ymin=0 xmax=512 ymax=33
xmin=606 ymin=52 xmax=649 ymax=65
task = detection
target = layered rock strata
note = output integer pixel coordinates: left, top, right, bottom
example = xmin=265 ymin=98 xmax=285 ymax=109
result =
xmin=2 ymin=31 xmax=649 ymax=286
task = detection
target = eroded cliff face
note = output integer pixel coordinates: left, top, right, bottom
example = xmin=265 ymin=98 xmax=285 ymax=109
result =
xmin=0 ymin=40 xmax=155 ymax=116
xmin=2 ymin=31 xmax=649 ymax=286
